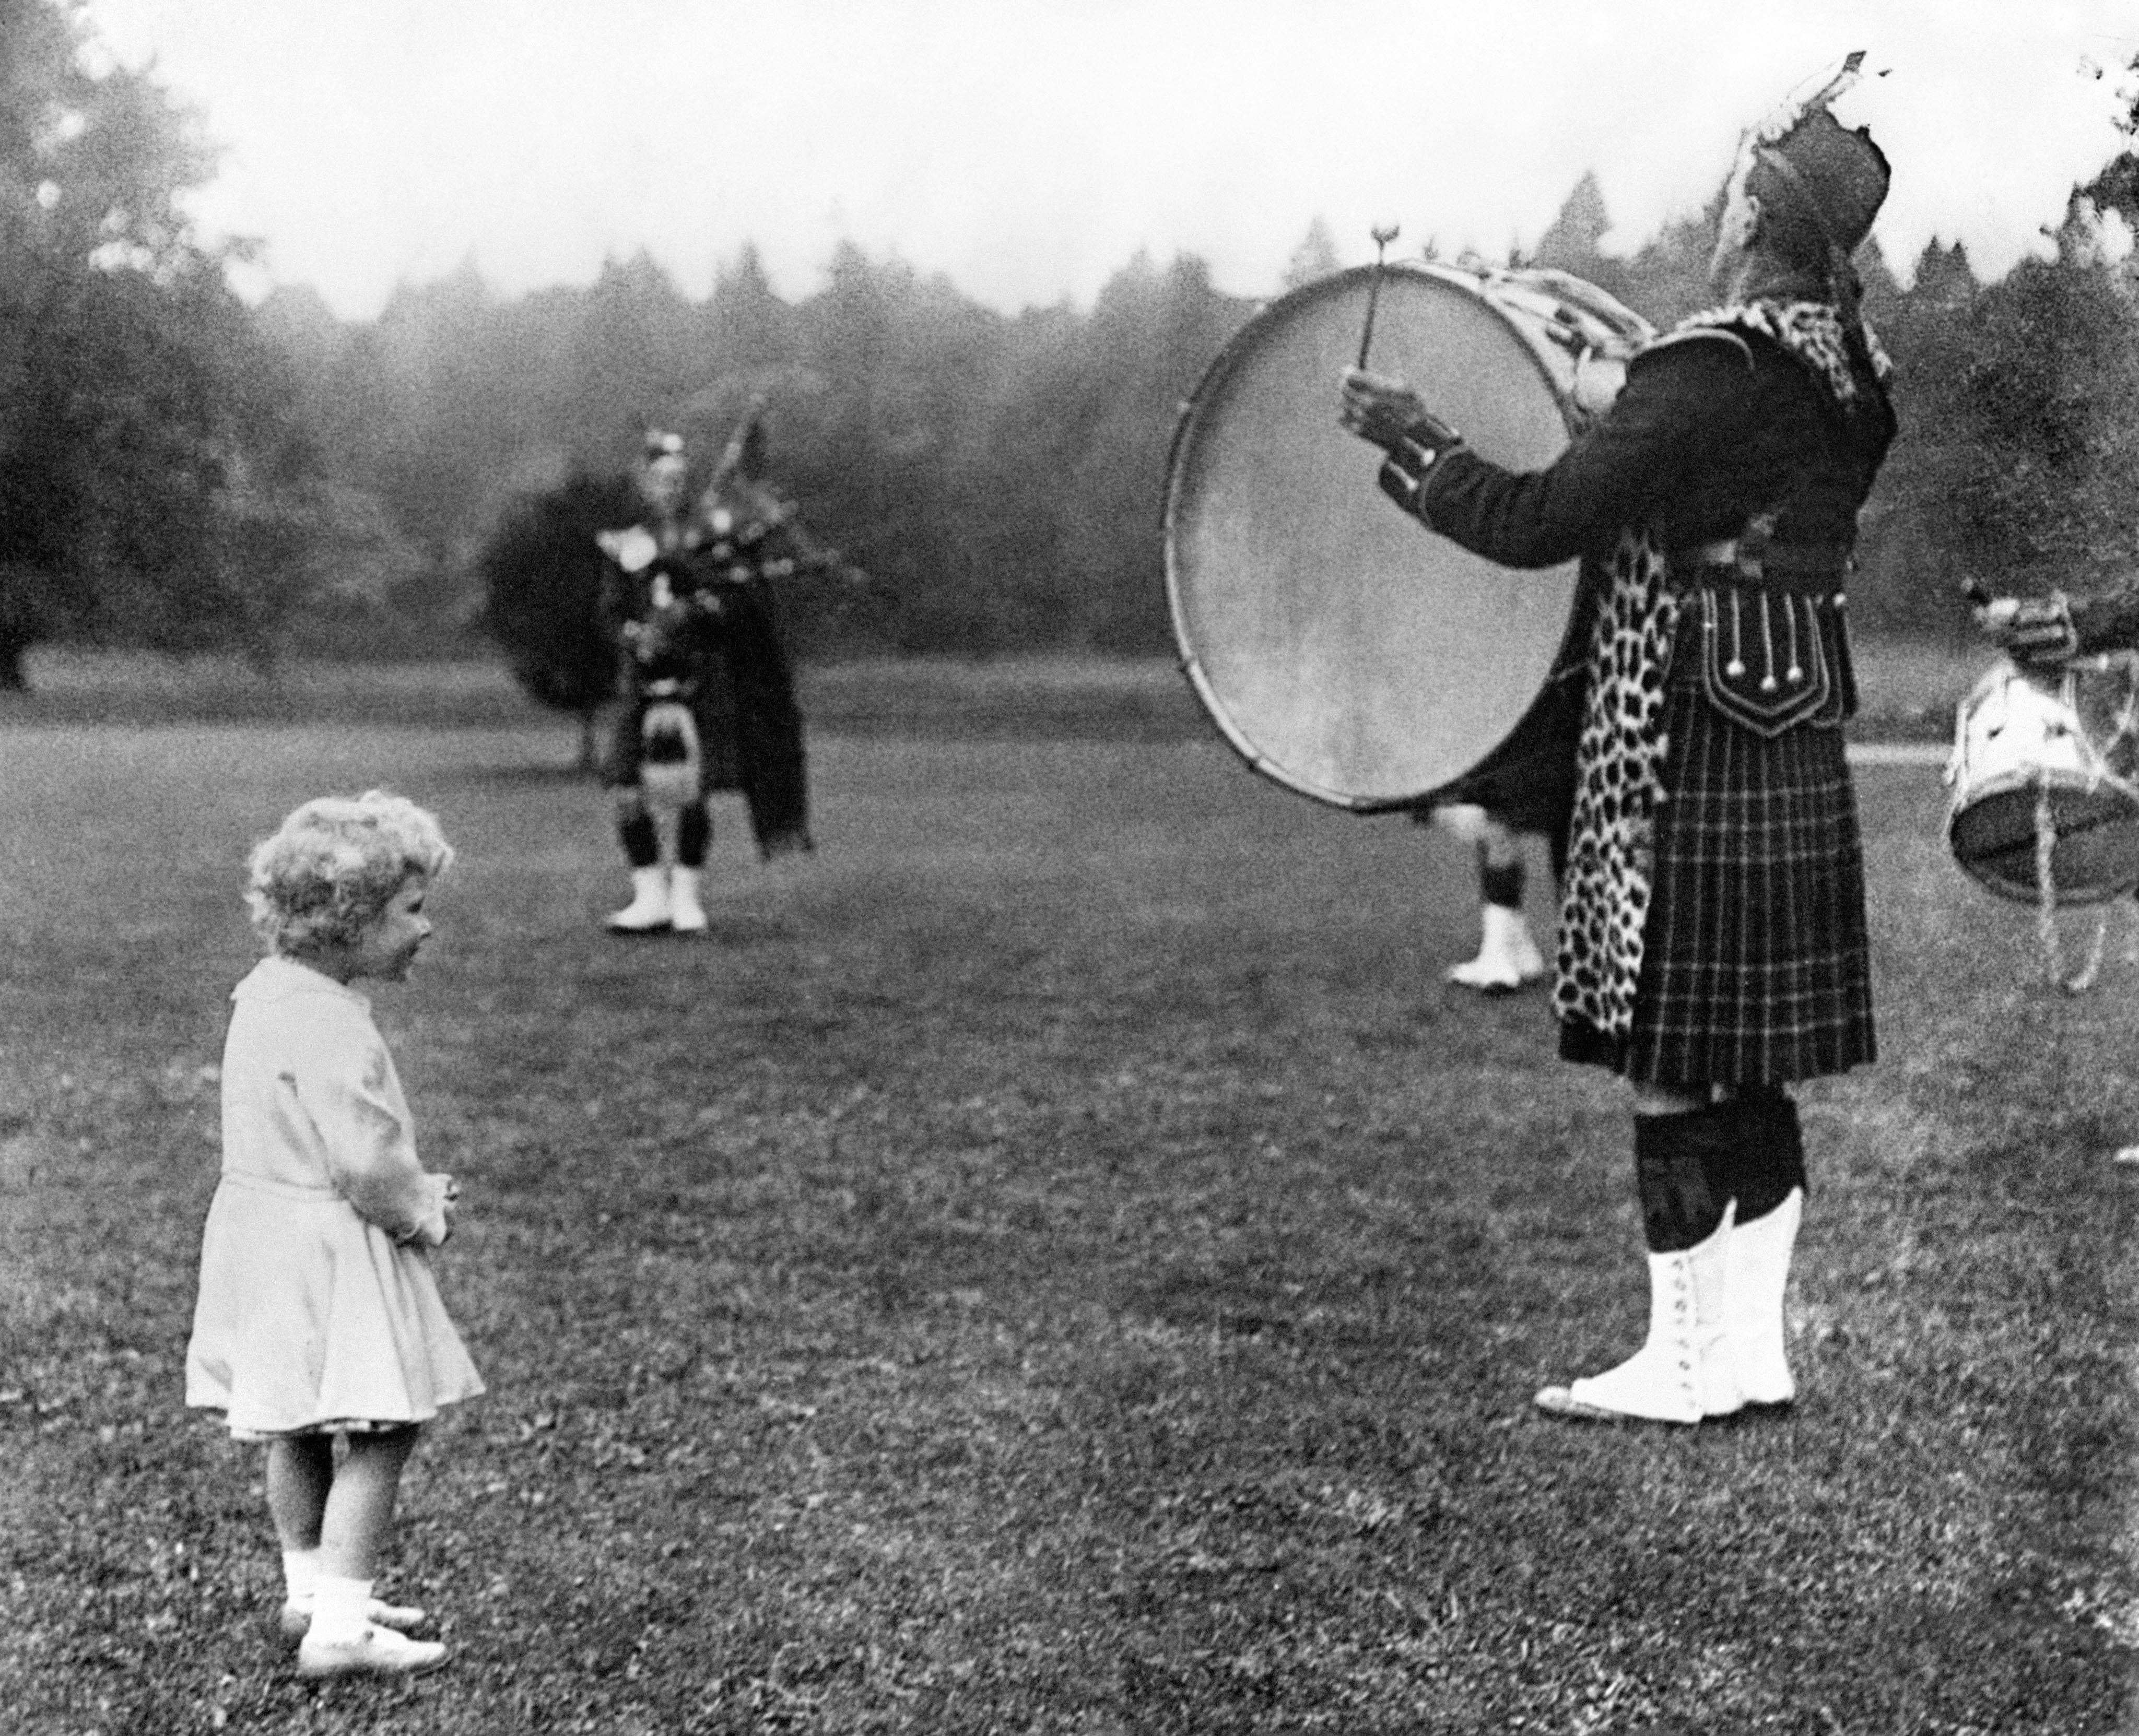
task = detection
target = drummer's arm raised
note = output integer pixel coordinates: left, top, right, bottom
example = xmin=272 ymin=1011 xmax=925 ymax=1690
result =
xmin=1987 ymin=577 xmax=2139 ymax=662
xmin=1413 ymin=340 xmax=1750 ymax=569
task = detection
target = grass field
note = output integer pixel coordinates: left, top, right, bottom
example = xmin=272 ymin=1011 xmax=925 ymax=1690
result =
xmin=6 ymin=634 xmax=1981 ymax=740
xmin=1 ymin=653 xmax=2135 ymax=1733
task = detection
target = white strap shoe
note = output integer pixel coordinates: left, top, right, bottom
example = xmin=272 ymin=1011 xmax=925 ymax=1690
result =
xmin=279 ymin=1595 xmax=427 ymax=1641
xmin=296 ymin=1622 xmax=449 ymax=1678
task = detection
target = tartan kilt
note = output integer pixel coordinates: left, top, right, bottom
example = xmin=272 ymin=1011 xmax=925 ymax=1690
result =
xmin=1560 ymin=674 xmax=1875 ymax=1085
xmin=602 ymin=681 xmax=741 ymax=794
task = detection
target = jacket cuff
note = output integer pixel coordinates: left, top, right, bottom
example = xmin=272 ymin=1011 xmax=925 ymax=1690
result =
xmin=1378 ymin=436 xmax=1468 ymax=524
xmin=1376 ymin=434 xmax=1440 ymax=515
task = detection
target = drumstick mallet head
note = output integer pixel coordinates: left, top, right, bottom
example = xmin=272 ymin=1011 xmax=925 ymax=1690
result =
xmin=1356 ymin=224 xmax=1401 ymax=370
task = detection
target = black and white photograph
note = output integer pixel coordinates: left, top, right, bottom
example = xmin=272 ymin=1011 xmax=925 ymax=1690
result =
xmin=4 ymin=1 xmax=2138 ymax=1728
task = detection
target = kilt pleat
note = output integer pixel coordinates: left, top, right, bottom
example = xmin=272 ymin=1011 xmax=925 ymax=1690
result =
xmin=1607 ymin=679 xmax=1874 ymax=1085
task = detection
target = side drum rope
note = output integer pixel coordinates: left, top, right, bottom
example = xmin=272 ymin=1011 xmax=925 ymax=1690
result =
xmin=2035 ymin=774 xmax=2108 ymax=992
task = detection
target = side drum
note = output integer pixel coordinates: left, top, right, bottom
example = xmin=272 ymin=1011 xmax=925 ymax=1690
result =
xmin=1162 ymin=261 xmax=1647 ymax=818
xmin=1945 ymin=656 xmax=2139 ymax=904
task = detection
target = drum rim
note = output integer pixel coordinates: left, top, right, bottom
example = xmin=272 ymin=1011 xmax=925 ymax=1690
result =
xmin=1161 ymin=261 xmax=1586 ymax=813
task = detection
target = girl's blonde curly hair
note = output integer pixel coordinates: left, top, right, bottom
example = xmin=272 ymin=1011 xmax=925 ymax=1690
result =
xmin=247 ymin=790 xmax=454 ymax=958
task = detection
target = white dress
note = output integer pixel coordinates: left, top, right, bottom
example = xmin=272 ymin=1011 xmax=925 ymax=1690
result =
xmin=185 ymin=956 xmax=484 ymax=1436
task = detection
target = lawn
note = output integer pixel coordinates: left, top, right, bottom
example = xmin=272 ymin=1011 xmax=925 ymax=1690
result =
xmin=0 ymin=653 xmax=2133 ymax=1733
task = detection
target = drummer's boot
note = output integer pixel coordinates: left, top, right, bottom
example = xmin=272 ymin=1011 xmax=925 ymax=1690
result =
xmin=1534 ymin=1212 xmax=1737 ymax=1424
xmin=1719 ymin=1086 xmax=1809 ymax=1410
xmin=606 ymin=866 xmax=672 ymax=933
xmin=1448 ymin=857 xmax=1546 ymax=991
xmin=1506 ymin=910 xmax=1547 ymax=983
xmin=607 ymin=811 xmax=673 ymax=933
xmin=1726 ymin=1189 xmax=1803 ymax=1409
xmin=668 ymin=868 xmax=709 ymax=935
xmin=1536 ymin=1108 xmax=1742 ymax=1424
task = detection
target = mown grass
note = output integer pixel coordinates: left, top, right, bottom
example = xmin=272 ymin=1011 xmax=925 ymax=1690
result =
xmin=5 ymin=633 xmax=1977 ymax=741
xmin=0 ymin=656 xmax=2133 ymax=1733
xmin=1 ymin=651 xmax=1201 ymax=740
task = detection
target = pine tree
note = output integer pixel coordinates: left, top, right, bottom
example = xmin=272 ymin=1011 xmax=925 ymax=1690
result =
xmin=1909 ymin=239 xmax=1979 ymax=309
xmin=1532 ymin=172 xmax=1612 ymax=276
xmin=1282 ymin=219 xmax=1342 ymax=290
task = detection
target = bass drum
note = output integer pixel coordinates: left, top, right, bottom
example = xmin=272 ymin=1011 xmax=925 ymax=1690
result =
xmin=1163 ymin=262 xmax=1647 ymax=818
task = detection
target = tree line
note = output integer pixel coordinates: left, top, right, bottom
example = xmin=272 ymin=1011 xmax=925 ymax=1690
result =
xmin=5 ymin=0 xmax=2138 ymax=693
xmin=0 ymin=0 xmax=314 ymax=686
xmin=258 ymin=239 xmax=1251 ymax=667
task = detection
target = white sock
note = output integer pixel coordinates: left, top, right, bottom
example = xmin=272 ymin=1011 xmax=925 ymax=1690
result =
xmin=281 ymin=1548 xmax=322 ymax=1605
xmin=309 ymin=1574 xmax=375 ymax=1645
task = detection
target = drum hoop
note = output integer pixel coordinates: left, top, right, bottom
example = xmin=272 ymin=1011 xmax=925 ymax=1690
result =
xmin=1956 ymin=764 xmax=2139 ymax=800
xmin=1162 ymin=262 xmax=1589 ymax=813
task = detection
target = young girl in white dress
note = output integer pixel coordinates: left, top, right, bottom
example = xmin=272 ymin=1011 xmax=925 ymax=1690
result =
xmin=186 ymin=791 xmax=483 ymax=1678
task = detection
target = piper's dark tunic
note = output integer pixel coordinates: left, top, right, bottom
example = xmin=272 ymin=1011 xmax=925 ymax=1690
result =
xmin=1414 ymin=308 xmax=1897 ymax=1084
xmin=601 ymin=549 xmax=812 ymax=858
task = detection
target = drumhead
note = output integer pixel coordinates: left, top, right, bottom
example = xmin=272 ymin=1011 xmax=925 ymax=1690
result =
xmin=1948 ymin=778 xmax=2139 ymax=904
xmin=1165 ymin=262 xmax=1585 ymax=811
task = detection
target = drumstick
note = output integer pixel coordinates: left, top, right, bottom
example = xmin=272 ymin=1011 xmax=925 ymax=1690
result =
xmin=1356 ymin=224 xmax=1401 ymax=370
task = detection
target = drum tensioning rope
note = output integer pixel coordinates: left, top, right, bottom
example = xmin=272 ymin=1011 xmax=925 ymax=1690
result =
xmin=2027 ymin=782 xmax=2139 ymax=991
xmin=2028 ymin=658 xmax=2139 ymax=991
xmin=2032 ymin=777 xmax=2109 ymax=991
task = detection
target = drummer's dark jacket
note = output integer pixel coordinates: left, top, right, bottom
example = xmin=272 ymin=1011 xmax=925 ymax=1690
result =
xmin=1408 ymin=311 xmax=1896 ymax=734
xmin=2069 ymin=581 xmax=2139 ymax=654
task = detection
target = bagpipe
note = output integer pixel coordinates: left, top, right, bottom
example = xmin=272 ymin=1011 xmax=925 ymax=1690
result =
xmin=598 ymin=399 xmax=888 ymax=703
xmin=600 ymin=397 xmax=880 ymax=601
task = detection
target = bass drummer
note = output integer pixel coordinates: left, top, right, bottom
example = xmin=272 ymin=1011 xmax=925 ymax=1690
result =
xmin=1338 ymin=58 xmax=1896 ymax=1426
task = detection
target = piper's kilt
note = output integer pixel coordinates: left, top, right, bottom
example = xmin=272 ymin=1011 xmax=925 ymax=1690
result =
xmin=1560 ymin=673 xmax=1875 ymax=1087
xmin=603 ymin=681 xmax=740 ymax=794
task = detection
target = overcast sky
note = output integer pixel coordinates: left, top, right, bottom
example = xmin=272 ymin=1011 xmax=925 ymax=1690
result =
xmin=75 ymin=0 xmax=2139 ymax=322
